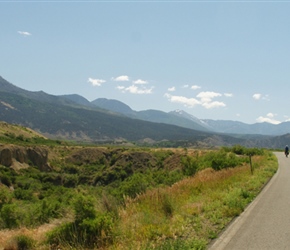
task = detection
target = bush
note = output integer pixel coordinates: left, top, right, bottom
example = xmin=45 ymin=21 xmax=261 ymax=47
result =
xmin=119 ymin=173 xmax=149 ymax=198
xmin=47 ymin=195 xmax=114 ymax=248
xmin=181 ymin=155 xmax=199 ymax=176
xmin=223 ymin=145 xmax=265 ymax=156
xmin=6 ymin=235 xmax=35 ymax=250
xmin=153 ymin=169 xmax=184 ymax=186
xmin=80 ymin=214 xmax=114 ymax=247
xmin=0 ymin=174 xmax=12 ymax=187
xmin=200 ymin=150 xmax=245 ymax=171
xmin=230 ymin=145 xmax=247 ymax=155
xmin=74 ymin=195 xmax=96 ymax=225
xmin=0 ymin=186 xmax=12 ymax=209
xmin=14 ymin=188 xmax=35 ymax=201
xmin=0 ymin=203 xmax=19 ymax=228
xmin=36 ymin=199 xmax=61 ymax=224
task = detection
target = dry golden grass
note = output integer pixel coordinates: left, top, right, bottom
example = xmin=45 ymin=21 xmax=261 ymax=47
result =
xmin=0 ymin=217 xmax=71 ymax=250
xmin=0 ymin=122 xmax=46 ymax=140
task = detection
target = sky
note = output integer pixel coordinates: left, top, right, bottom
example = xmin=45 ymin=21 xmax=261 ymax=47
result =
xmin=1 ymin=1 xmax=290 ymax=125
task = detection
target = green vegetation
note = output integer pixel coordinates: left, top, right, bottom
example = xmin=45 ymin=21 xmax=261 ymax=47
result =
xmin=5 ymin=234 xmax=35 ymax=250
xmin=0 ymin=128 xmax=278 ymax=249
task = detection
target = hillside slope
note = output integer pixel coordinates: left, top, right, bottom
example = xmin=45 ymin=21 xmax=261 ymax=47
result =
xmin=0 ymin=76 xmax=245 ymax=147
xmin=1 ymin=76 xmax=289 ymax=148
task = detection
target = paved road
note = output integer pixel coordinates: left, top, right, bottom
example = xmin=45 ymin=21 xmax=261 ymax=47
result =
xmin=209 ymin=152 xmax=290 ymax=250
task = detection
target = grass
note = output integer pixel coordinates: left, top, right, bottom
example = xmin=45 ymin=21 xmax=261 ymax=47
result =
xmin=0 ymin=149 xmax=277 ymax=249
xmin=112 ymin=151 xmax=277 ymax=250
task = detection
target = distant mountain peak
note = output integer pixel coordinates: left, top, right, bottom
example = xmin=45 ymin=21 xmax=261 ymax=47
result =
xmin=91 ymin=98 xmax=134 ymax=115
xmin=172 ymin=109 xmax=184 ymax=114
xmin=60 ymin=94 xmax=92 ymax=106
xmin=170 ymin=109 xmax=198 ymax=120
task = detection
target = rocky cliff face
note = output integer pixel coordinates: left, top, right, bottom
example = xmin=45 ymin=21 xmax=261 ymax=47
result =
xmin=0 ymin=145 xmax=51 ymax=171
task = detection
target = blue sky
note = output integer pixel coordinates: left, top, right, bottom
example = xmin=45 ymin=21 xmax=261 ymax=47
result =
xmin=1 ymin=1 xmax=290 ymax=124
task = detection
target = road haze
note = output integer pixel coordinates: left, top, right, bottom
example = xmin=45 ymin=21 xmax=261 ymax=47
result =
xmin=209 ymin=152 xmax=290 ymax=250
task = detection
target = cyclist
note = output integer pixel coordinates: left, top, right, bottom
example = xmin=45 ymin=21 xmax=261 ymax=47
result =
xmin=285 ymin=145 xmax=289 ymax=157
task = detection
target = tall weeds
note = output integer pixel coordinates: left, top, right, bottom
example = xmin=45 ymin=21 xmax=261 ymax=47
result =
xmin=114 ymin=151 xmax=277 ymax=249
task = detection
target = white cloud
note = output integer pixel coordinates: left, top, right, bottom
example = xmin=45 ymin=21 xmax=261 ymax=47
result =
xmin=165 ymin=90 xmax=226 ymax=110
xmin=119 ymin=84 xmax=153 ymax=94
xmin=256 ymin=116 xmax=281 ymax=124
xmin=283 ymin=115 xmax=290 ymax=122
xmin=253 ymin=93 xmax=270 ymax=101
xmin=191 ymin=85 xmax=201 ymax=90
xmin=113 ymin=75 xmax=129 ymax=82
xmin=164 ymin=93 xmax=200 ymax=107
xmin=168 ymin=87 xmax=176 ymax=92
xmin=266 ymin=112 xmax=275 ymax=118
xmin=116 ymin=86 xmax=125 ymax=90
xmin=224 ymin=93 xmax=233 ymax=97
xmin=263 ymin=94 xmax=270 ymax=101
xmin=256 ymin=113 xmax=281 ymax=124
xmin=253 ymin=93 xmax=262 ymax=100
xmin=88 ymin=78 xmax=106 ymax=86
xmin=202 ymin=101 xmax=226 ymax=109
xmin=133 ymin=79 xmax=147 ymax=84
xmin=182 ymin=85 xmax=189 ymax=88
xmin=18 ymin=31 xmax=31 ymax=36
xmin=196 ymin=91 xmax=222 ymax=103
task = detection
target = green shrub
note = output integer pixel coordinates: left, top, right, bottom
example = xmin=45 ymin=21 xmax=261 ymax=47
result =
xmin=47 ymin=195 xmax=114 ymax=248
xmin=80 ymin=214 xmax=114 ymax=247
xmin=62 ymin=174 xmax=78 ymax=188
xmin=14 ymin=188 xmax=35 ymax=201
xmin=0 ymin=174 xmax=12 ymax=187
xmin=15 ymin=176 xmax=33 ymax=190
xmin=63 ymin=164 xmax=79 ymax=174
xmin=153 ymin=150 xmax=173 ymax=167
xmin=0 ymin=203 xmax=19 ymax=228
xmin=0 ymin=186 xmax=12 ymax=209
xmin=181 ymin=155 xmax=199 ymax=176
xmin=230 ymin=144 xmax=247 ymax=155
xmin=223 ymin=145 xmax=265 ymax=156
xmin=100 ymin=165 xmax=131 ymax=185
xmin=11 ymin=234 xmax=35 ymax=250
xmin=246 ymin=147 xmax=264 ymax=156
xmin=153 ymin=169 xmax=184 ymax=186
xmin=120 ymin=173 xmax=149 ymax=198
xmin=46 ymin=222 xmax=78 ymax=246
xmin=74 ymin=195 xmax=96 ymax=225
xmin=36 ymin=199 xmax=61 ymax=224
xmin=200 ymin=150 xmax=245 ymax=171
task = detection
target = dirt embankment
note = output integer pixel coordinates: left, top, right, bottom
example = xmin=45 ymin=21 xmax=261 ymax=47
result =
xmin=0 ymin=145 xmax=51 ymax=172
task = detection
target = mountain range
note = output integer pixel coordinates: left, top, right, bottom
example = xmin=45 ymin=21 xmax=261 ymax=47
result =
xmin=63 ymin=93 xmax=290 ymax=136
xmin=0 ymin=75 xmax=289 ymax=148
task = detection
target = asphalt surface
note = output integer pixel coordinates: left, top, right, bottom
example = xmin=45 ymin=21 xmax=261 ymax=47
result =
xmin=209 ymin=152 xmax=290 ymax=250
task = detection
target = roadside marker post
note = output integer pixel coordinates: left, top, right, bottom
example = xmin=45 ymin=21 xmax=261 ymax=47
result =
xmin=249 ymin=154 xmax=253 ymax=175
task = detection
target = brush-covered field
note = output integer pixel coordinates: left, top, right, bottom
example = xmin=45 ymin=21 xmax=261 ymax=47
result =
xmin=0 ymin=123 xmax=278 ymax=249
